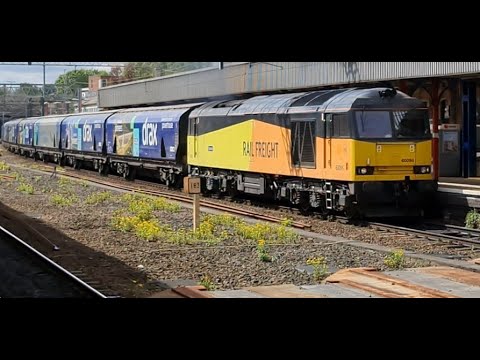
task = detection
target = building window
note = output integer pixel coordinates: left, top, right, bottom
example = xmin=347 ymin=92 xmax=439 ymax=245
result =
xmin=440 ymin=99 xmax=450 ymax=124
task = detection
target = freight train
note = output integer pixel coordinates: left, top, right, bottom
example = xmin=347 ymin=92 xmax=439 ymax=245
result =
xmin=1 ymin=87 xmax=437 ymax=217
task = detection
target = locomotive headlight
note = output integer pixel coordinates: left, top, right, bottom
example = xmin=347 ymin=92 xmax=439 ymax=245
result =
xmin=356 ymin=166 xmax=373 ymax=175
xmin=414 ymin=166 xmax=431 ymax=174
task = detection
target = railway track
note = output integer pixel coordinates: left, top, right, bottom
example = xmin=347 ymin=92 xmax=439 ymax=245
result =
xmin=0 ymin=224 xmax=107 ymax=298
xmin=337 ymin=216 xmax=480 ymax=251
xmin=24 ymin=163 xmax=311 ymax=230
xmin=14 ymin=160 xmax=480 ymax=253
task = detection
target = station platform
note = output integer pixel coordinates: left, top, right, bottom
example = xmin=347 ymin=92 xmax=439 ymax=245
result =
xmin=150 ymin=266 xmax=480 ymax=298
xmin=438 ymin=177 xmax=480 ymax=211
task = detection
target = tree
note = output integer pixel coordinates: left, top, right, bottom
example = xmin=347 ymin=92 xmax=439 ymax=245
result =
xmin=55 ymin=69 xmax=109 ymax=96
xmin=121 ymin=62 xmax=214 ymax=81
xmin=15 ymin=83 xmax=42 ymax=96
xmin=109 ymin=66 xmax=124 ymax=85
xmin=123 ymin=62 xmax=156 ymax=81
xmin=43 ymin=84 xmax=57 ymax=99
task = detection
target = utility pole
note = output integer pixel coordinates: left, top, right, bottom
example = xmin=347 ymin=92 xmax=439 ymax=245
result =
xmin=78 ymin=87 xmax=82 ymax=113
xmin=42 ymin=62 xmax=45 ymax=116
xmin=2 ymin=84 xmax=5 ymax=133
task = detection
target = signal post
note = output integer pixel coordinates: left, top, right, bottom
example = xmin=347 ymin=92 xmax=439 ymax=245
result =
xmin=184 ymin=176 xmax=201 ymax=231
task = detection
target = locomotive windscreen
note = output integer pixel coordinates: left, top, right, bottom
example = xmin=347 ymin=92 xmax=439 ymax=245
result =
xmin=355 ymin=109 xmax=430 ymax=139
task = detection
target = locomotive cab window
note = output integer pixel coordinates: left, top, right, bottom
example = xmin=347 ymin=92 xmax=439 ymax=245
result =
xmin=355 ymin=110 xmax=430 ymax=139
xmin=355 ymin=111 xmax=393 ymax=139
xmin=392 ymin=109 xmax=430 ymax=138
xmin=190 ymin=117 xmax=199 ymax=135
xmin=291 ymin=117 xmax=316 ymax=167
xmin=332 ymin=113 xmax=350 ymax=137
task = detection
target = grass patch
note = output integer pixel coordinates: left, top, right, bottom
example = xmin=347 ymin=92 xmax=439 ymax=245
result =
xmin=51 ymin=193 xmax=78 ymax=206
xmin=16 ymin=182 xmax=34 ymax=195
xmin=85 ymin=191 xmax=113 ymax=205
xmin=110 ymin=206 xmax=298 ymax=248
xmin=0 ymin=161 xmax=10 ymax=171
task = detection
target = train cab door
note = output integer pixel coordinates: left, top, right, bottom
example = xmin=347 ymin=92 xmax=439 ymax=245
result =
xmin=324 ymin=113 xmax=333 ymax=169
xmin=193 ymin=117 xmax=199 ymax=159
xmin=188 ymin=117 xmax=199 ymax=164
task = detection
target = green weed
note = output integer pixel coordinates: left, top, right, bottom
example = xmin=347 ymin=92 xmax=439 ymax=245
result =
xmin=17 ymin=182 xmax=34 ymax=195
xmin=199 ymin=274 xmax=216 ymax=291
xmin=0 ymin=161 xmax=10 ymax=171
xmin=257 ymin=239 xmax=272 ymax=262
xmin=50 ymin=193 xmax=78 ymax=206
xmin=466 ymin=209 xmax=480 ymax=229
xmin=85 ymin=191 xmax=113 ymax=205
xmin=306 ymin=256 xmax=328 ymax=281
xmin=384 ymin=249 xmax=405 ymax=269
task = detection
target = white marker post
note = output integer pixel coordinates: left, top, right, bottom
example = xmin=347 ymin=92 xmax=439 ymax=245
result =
xmin=184 ymin=176 xmax=201 ymax=231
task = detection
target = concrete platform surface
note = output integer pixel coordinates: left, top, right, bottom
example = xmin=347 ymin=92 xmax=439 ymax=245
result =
xmin=176 ymin=266 xmax=480 ymax=298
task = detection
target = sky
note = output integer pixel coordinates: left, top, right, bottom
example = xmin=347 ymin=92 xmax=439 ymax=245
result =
xmin=0 ymin=63 xmax=120 ymax=84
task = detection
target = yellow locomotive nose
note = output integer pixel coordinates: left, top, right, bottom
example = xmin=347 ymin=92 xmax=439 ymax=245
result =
xmin=375 ymin=143 xmax=415 ymax=166
xmin=355 ymin=139 xmax=433 ymax=181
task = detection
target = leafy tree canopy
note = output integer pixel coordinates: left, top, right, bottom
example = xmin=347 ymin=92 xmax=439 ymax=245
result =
xmin=55 ymin=69 xmax=109 ymax=95
xmin=121 ymin=62 xmax=213 ymax=81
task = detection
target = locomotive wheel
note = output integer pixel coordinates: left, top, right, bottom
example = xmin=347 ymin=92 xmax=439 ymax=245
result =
xmin=227 ymin=185 xmax=237 ymax=198
xmin=345 ymin=206 xmax=361 ymax=220
xmin=299 ymin=202 xmax=311 ymax=216
xmin=297 ymin=191 xmax=311 ymax=215
xmin=318 ymin=209 xmax=330 ymax=220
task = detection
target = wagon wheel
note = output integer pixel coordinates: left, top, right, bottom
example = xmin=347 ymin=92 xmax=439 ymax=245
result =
xmin=123 ymin=165 xmax=136 ymax=181
xmin=122 ymin=165 xmax=129 ymax=179
xmin=98 ymin=163 xmax=109 ymax=176
xmin=72 ymin=159 xmax=82 ymax=170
